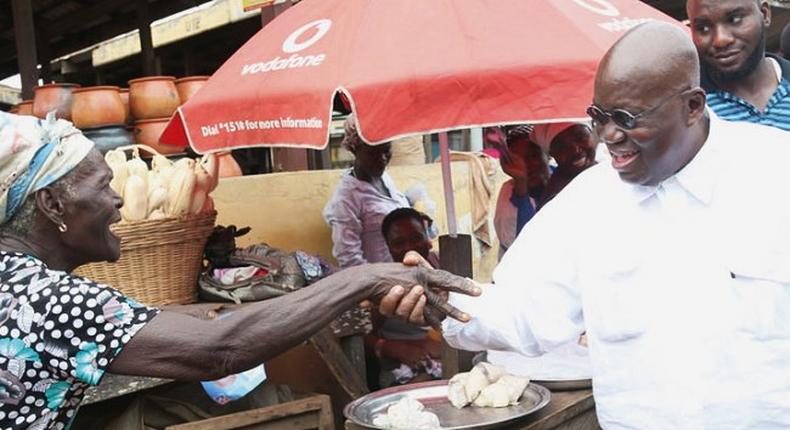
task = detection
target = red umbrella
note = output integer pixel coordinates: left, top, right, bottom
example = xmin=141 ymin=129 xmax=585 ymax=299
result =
xmin=160 ymin=0 xmax=681 ymax=152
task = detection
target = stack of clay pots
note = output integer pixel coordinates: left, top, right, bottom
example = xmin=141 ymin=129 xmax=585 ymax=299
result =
xmin=128 ymin=76 xmax=183 ymax=155
xmin=70 ymin=86 xmax=134 ymax=154
xmin=32 ymin=83 xmax=80 ymax=120
xmin=127 ymin=75 xmax=212 ymax=156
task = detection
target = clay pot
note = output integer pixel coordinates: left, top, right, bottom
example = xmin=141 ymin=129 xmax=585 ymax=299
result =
xmin=174 ymin=76 xmax=209 ymax=104
xmin=119 ymin=88 xmax=131 ymax=124
xmin=71 ymin=86 xmax=126 ymax=129
xmin=82 ymin=124 xmax=135 ymax=154
xmin=33 ymin=83 xmax=80 ymax=120
xmin=217 ymin=151 xmax=242 ymax=177
xmin=128 ymin=76 xmax=180 ymax=120
xmin=16 ymin=100 xmax=33 ymax=116
xmin=134 ymin=117 xmax=186 ymax=155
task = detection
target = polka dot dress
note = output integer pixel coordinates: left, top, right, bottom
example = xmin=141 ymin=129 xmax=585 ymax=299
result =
xmin=0 ymin=252 xmax=159 ymax=429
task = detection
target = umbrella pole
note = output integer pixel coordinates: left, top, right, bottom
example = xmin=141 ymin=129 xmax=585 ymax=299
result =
xmin=439 ymin=132 xmax=458 ymax=237
xmin=437 ymin=132 xmax=475 ymax=377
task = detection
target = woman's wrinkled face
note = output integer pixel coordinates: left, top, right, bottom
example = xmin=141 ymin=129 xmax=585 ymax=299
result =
xmin=59 ymin=149 xmax=124 ymax=264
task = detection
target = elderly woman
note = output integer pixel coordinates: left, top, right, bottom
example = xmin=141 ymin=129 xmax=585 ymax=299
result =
xmin=323 ymin=115 xmax=410 ymax=268
xmin=0 ymin=112 xmax=476 ymax=429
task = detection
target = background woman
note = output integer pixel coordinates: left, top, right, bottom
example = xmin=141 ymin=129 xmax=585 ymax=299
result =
xmin=323 ymin=115 xmax=410 ymax=267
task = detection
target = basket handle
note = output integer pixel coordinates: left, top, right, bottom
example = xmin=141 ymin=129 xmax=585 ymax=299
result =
xmin=112 ymin=144 xmax=165 ymax=158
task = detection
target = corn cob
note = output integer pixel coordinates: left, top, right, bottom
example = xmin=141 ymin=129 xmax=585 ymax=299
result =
xmin=120 ymin=175 xmax=147 ymax=221
xmin=167 ymin=160 xmax=196 ymax=216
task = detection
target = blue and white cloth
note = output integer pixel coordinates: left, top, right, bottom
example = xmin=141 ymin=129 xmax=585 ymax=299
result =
xmin=0 ymin=111 xmax=94 ymax=225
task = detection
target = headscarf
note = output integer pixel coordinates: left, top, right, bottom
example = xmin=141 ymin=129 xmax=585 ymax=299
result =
xmin=0 ymin=111 xmax=94 ymax=225
xmin=341 ymin=114 xmax=366 ymax=152
xmin=528 ymin=122 xmax=576 ymax=153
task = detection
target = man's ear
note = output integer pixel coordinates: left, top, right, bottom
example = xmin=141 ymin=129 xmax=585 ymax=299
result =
xmin=686 ymin=88 xmax=707 ymax=126
xmin=34 ymin=187 xmax=65 ymax=227
xmin=759 ymin=1 xmax=771 ymax=27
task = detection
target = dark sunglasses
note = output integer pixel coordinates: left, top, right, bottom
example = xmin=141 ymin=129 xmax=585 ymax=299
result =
xmin=586 ymin=88 xmax=691 ymax=130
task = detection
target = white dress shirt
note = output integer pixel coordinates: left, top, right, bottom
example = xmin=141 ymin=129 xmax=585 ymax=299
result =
xmin=445 ymin=114 xmax=790 ymax=429
xmin=323 ymin=170 xmax=410 ymax=267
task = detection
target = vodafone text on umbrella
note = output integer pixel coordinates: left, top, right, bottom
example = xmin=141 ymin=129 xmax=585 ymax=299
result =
xmin=241 ymin=19 xmax=331 ymax=76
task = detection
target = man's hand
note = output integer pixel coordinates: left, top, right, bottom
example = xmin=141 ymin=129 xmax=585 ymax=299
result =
xmin=375 ymin=251 xmax=480 ymax=330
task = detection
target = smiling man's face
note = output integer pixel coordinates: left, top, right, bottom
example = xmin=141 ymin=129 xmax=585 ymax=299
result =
xmin=591 ymin=22 xmax=707 ymax=187
xmin=687 ymin=0 xmax=770 ymax=82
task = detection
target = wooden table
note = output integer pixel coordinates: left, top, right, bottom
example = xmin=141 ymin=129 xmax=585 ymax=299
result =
xmin=83 ymin=374 xmax=173 ymax=405
xmin=345 ymin=389 xmax=599 ymax=430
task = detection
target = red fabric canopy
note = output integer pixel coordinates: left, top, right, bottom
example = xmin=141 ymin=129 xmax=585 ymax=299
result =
xmin=161 ymin=0 xmax=681 ymax=153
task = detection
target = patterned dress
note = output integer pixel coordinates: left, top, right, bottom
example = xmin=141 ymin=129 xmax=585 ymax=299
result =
xmin=0 ymin=251 xmax=159 ymax=429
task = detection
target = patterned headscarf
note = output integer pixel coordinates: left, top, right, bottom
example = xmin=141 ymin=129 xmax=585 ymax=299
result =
xmin=529 ymin=122 xmax=576 ymax=153
xmin=341 ymin=114 xmax=364 ymax=152
xmin=0 ymin=111 xmax=94 ymax=225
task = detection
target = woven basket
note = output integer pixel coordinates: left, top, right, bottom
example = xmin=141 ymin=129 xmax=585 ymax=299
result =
xmin=76 ymin=211 xmax=217 ymax=306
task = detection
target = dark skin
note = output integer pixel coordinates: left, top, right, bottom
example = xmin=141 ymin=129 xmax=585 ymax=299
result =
xmin=384 ymin=217 xmax=434 ymax=264
xmin=593 ymin=24 xmax=710 ymax=186
xmin=549 ymin=124 xmax=597 ymax=177
xmin=381 ymin=22 xmax=712 ymax=324
xmin=537 ymin=125 xmax=598 ymax=208
xmin=0 ymin=150 xmax=123 ymax=272
xmin=372 ymin=216 xmax=442 ymax=368
xmin=0 ymin=148 xmax=480 ymax=381
xmin=688 ymin=0 xmax=776 ymax=111
xmin=351 ymin=141 xmax=393 ymax=196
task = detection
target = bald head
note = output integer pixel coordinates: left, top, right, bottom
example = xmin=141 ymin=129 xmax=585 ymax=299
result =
xmin=591 ymin=22 xmax=709 ymax=187
xmin=596 ymin=22 xmax=699 ymax=101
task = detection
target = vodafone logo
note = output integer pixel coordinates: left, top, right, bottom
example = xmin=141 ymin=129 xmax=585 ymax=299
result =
xmin=572 ymin=0 xmax=656 ymax=33
xmin=282 ymin=19 xmax=332 ymax=53
xmin=241 ymin=18 xmax=331 ymax=76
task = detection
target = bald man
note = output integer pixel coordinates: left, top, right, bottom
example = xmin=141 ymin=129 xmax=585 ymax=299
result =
xmin=380 ymin=22 xmax=790 ymax=429
xmin=688 ymin=0 xmax=790 ymax=131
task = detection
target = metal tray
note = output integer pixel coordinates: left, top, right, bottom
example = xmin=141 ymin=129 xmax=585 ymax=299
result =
xmin=472 ymin=352 xmax=592 ymax=392
xmin=344 ymin=380 xmax=551 ymax=430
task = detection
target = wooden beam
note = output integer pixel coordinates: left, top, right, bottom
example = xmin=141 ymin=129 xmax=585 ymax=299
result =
xmin=308 ymin=327 xmax=369 ymax=399
xmin=0 ymin=0 xmax=203 ymax=78
xmin=36 ymin=27 xmax=52 ymax=83
xmin=11 ymin=0 xmax=38 ymax=99
xmin=136 ymin=0 xmax=156 ymax=76
xmin=47 ymin=0 xmax=134 ymax=37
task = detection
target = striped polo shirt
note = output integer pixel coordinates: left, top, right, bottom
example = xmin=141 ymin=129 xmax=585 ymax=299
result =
xmin=703 ymin=56 xmax=790 ymax=132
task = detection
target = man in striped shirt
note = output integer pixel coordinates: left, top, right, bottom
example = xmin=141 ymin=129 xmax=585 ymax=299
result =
xmin=688 ymin=0 xmax=790 ymax=131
